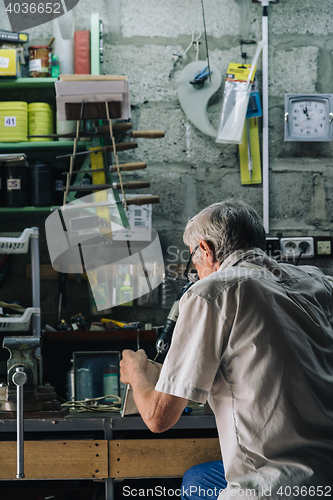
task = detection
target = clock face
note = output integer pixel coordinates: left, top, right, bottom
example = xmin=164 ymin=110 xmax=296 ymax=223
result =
xmin=290 ymin=99 xmax=329 ymax=137
xmin=285 ymin=94 xmax=333 ymax=142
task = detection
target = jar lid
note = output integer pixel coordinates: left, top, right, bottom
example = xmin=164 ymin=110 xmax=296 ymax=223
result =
xmin=28 ymin=103 xmax=53 ymax=111
xmin=0 ymin=101 xmax=28 ymax=109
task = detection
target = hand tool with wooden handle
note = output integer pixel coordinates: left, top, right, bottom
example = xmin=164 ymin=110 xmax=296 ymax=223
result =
xmin=61 ymin=162 xmax=147 ymax=175
xmin=99 ymin=122 xmax=133 ymax=133
xmin=28 ymin=125 xmax=164 ymax=140
xmin=56 ymin=141 xmax=138 ymax=159
xmin=98 ymin=126 xmax=165 ymax=138
xmin=27 ymin=122 xmax=132 ymax=139
xmin=126 ymin=196 xmax=159 ymax=206
xmin=110 ymin=161 xmax=147 ymax=172
xmin=63 ymin=181 xmax=150 ymax=192
xmin=61 ymin=196 xmax=159 ymax=210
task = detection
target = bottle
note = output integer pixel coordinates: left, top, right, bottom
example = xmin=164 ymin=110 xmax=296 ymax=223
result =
xmin=51 ymin=55 xmax=60 ymax=78
xmin=103 ymin=365 xmax=119 ymax=402
xmin=119 ymin=273 xmax=133 ymax=306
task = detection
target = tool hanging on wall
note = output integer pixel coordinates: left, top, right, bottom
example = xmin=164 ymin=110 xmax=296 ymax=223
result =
xmin=239 ymin=116 xmax=261 ymax=185
xmin=60 ymin=100 xmax=159 ymax=207
xmin=216 ymin=41 xmax=263 ymax=144
xmin=238 ymin=48 xmax=263 ymax=185
xmin=28 ymin=128 xmax=165 ymax=141
xmin=177 ymin=0 xmax=222 ymax=137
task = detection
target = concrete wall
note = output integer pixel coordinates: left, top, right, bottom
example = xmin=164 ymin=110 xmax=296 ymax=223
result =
xmin=1 ymin=0 xmax=333 ymax=326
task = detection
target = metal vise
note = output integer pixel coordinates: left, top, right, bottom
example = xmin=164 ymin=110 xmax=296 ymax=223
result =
xmin=0 ymin=336 xmax=60 ymax=412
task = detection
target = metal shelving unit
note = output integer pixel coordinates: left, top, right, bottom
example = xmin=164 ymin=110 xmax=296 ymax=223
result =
xmin=0 ymin=77 xmax=91 ymax=212
xmin=0 ymin=141 xmax=89 ymax=151
xmin=0 ymin=207 xmax=59 ymax=213
xmin=0 ymin=227 xmax=41 ymax=337
xmin=0 ymin=77 xmax=58 ymax=90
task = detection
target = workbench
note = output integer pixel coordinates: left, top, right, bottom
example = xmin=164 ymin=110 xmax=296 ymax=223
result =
xmin=0 ymin=410 xmax=220 ymax=499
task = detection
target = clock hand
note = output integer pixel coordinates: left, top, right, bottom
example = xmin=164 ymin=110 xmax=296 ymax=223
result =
xmin=303 ymin=107 xmax=308 ymax=117
xmin=299 ymin=113 xmax=314 ymax=126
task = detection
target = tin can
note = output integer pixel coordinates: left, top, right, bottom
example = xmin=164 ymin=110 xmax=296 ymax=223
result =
xmin=4 ymin=156 xmax=30 ymax=207
xmin=28 ymin=46 xmax=52 ymax=77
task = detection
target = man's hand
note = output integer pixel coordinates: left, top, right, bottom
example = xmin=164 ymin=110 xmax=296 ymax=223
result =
xmin=120 ymin=349 xmax=188 ymax=433
xmin=120 ymin=349 xmax=148 ymax=385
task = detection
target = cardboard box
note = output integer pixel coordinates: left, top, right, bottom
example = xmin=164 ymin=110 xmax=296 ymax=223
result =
xmin=55 ymin=78 xmax=131 ymax=121
xmin=55 ymin=80 xmax=128 ymax=96
xmin=0 ymin=49 xmax=20 ymax=77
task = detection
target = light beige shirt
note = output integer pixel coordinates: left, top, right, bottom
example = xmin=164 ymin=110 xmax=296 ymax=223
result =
xmin=155 ymin=248 xmax=333 ymax=499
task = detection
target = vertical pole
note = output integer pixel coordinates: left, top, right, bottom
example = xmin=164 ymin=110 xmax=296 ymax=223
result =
xmin=30 ymin=227 xmax=42 ymax=382
xmin=30 ymin=227 xmax=41 ymax=337
xmin=104 ymin=421 xmax=114 ymax=500
xmin=16 ymin=383 xmax=24 ymax=478
xmin=262 ymin=1 xmax=269 ymax=233
xmin=12 ymin=367 xmax=27 ymax=479
xmin=105 ymin=478 xmax=115 ymax=500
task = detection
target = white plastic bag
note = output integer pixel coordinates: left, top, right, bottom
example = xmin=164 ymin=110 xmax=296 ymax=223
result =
xmin=216 ymin=41 xmax=264 ymax=144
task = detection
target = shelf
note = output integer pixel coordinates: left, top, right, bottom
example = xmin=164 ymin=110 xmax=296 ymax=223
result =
xmin=43 ymin=329 xmax=157 ymax=343
xmin=0 ymin=206 xmax=60 ymax=213
xmin=0 ymin=77 xmax=58 ymax=89
xmin=0 ymin=141 xmax=89 ymax=151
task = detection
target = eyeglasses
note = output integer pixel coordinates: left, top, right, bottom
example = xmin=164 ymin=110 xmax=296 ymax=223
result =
xmin=184 ymin=244 xmax=199 ymax=280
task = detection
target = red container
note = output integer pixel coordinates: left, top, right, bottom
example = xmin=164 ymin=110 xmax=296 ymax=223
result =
xmin=28 ymin=45 xmax=52 ymax=77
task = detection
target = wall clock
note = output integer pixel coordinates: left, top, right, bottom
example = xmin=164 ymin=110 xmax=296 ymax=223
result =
xmin=284 ymin=94 xmax=333 ymax=141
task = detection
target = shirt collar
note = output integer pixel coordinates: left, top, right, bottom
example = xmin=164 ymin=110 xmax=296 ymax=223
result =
xmin=218 ymin=247 xmax=269 ymax=271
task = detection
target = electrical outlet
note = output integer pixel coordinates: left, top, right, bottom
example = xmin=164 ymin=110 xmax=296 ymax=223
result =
xmin=317 ymin=241 xmax=331 ymax=255
xmin=280 ymin=237 xmax=314 ymax=259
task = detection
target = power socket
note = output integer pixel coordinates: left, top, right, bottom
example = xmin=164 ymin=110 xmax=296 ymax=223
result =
xmin=280 ymin=237 xmax=314 ymax=259
xmin=314 ymin=237 xmax=333 ymax=258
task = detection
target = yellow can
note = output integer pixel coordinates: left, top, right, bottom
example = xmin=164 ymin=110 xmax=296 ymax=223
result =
xmin=0 ymin=102 xmax=28 ymax=142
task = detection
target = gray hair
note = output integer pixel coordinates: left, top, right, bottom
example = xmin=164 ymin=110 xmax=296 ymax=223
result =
xmin=183 ymin=200 xmax=266 ymax=263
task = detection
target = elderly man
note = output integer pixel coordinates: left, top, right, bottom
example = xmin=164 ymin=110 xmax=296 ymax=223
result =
xmin=120 ymin=200 xmax=333 ymax=499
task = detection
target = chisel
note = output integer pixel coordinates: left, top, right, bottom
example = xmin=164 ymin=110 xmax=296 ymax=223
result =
xmin=62 ymin=181 xmax=150 ymax=192
xmin=126 ymin=196 xmax=159 ymax=206
xmin=28 ymin=127 xmax=164 ymax=140
xmin=97 ymin=127 xmax=165 ymax=139
xmin=28 ymin=122 xmax=132 ymax=139
xmin=60 ymin=196 xmax=159 ymax=210
xmin=61 ymin=162 xmax=147 ymax=175
xmin=56 ymin=141 xmax=138 ymax=159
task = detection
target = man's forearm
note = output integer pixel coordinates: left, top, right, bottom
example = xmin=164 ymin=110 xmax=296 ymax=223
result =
xmin=130 ymin=371 xmax=165 ymax=432
xmin=120 ymin=349 xmax=188 ymax=433
xmin=130 ymin=371 xmax=188 ymax=433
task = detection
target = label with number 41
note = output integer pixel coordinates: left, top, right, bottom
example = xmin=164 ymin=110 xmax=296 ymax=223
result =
xmin=4 ymin=116 xmax=16 ymax=127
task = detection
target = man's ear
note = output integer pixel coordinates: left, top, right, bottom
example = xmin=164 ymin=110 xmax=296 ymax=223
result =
xmin=198 ymin=240 xmax=216 ymax=263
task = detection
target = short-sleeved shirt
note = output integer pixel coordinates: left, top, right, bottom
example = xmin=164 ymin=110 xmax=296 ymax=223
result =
xmin=155 ymin=248 xmax=333 ymax=499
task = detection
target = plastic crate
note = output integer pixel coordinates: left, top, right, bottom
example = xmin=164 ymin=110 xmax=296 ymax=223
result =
xmin=0 ymin=228 xmax=35 ymax=254
xmin=0 ymin=307 xmax=40 ymax=331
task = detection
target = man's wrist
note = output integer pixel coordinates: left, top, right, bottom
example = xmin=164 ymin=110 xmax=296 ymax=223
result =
xmin=130 ymin=369 xmax=147 ymax=387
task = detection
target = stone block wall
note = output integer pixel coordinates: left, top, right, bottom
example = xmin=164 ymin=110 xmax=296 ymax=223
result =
xmin=1 ymin=0 xmax=333 ymax=325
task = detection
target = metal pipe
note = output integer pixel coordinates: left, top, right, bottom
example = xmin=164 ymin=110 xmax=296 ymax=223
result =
xmin=30 ymin=227 xmax=42 ymax=381
xmin=30 ymin=228 xmax=41 ymax=337
xmin=12 ymin=367 xmax=27 ymax=479
xmin=261 ymin=1 xmax=269 ymax=233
